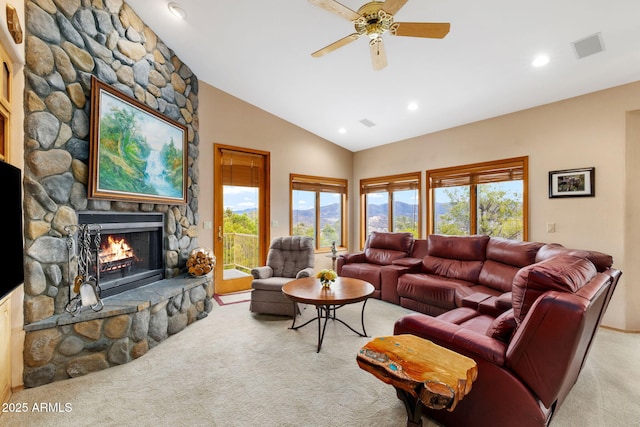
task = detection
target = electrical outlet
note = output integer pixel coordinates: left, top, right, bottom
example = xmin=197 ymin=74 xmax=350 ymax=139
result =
xmin=546 ymin=223 xmax=555 ymax=233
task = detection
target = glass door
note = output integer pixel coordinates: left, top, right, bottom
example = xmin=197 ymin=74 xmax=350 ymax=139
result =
xmin=213 ymin=145 xmax=269 ymax=294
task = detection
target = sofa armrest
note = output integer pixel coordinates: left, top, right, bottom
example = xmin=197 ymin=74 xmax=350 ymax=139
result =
xmin=393 ymin=313 xmax=507 ymax=366
xmin=461 ymin=292 xmax=492 ymax=309
xmin=391 ymin=257 xmax=423 ymax=270
xmin=495 ymin=292 xmax=513 ymax=311
xmin=341 ymin=252 xmax=366 ymax=263
xmin=296 ymin=267 xmax=314 ymax=279
xmin=380 ymin=264 xmax=414 ymax=305
xmin=251 ymin=266 xmax=273 ymax=279
xmin=337 ymin=252 xmax=366 ymax=275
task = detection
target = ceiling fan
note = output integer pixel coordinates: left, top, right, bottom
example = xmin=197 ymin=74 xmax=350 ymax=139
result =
xmin=309 ymin=0 xmax=450 ymax=70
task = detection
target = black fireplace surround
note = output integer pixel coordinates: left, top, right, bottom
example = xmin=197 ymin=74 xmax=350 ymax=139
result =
xmin=77 ymin=212 xmax=165 ymax=297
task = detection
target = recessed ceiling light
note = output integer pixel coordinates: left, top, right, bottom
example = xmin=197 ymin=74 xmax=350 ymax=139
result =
xmin=532 ymin=54 xmax=550 ymax=67
xmin=407 ymin=102 xmax=418 ymax=111
xmin=338 ymin=127 xmax=346 ymax=134
xmin=168 ymin=2 xmax=187 ymax=20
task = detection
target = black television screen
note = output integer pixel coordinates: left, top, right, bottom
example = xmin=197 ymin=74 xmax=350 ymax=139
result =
xmin=0 ymin=160 xmax=23 ymax=299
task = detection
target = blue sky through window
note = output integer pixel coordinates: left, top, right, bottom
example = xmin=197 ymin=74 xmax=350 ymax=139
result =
xmin=224 ymin=186 xmax=258 ymax=211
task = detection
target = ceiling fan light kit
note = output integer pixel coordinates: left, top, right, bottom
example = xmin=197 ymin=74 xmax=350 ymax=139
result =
xmin=309 ymin=0 xmax=450 ymax=70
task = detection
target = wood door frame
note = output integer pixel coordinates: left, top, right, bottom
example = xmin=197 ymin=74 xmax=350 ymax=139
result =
xmin=213 ymin=144 xmax=270 ymax=293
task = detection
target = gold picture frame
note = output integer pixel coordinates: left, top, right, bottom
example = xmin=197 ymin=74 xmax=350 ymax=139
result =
xmin=88 ymin=77 xmax=188 ymax=204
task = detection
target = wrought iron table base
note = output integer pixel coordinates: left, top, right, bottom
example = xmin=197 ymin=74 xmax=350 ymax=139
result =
xmin=289 ymin=300 xmax=370 ymax=352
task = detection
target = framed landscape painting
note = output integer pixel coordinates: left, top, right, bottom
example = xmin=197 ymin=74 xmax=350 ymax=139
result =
xmin=88 ymin=77 xmax=188 ymax=204
xmin=548 ymin=167 xmax=595 ymax=198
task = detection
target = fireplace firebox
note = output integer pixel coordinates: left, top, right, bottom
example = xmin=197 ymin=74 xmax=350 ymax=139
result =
xmin=78 ymin=212 xmax=165 ymax=297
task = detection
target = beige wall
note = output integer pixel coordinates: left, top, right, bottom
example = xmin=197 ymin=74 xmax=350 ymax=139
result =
xmin=197 ymin=83 xmax=353 ymax=270
xmin=353 ymin=81 xmax=640 ymax=331
xmin=624 ymin=111 xmax=640 ymax=331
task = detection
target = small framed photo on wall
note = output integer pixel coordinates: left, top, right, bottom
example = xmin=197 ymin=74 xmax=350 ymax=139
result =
xmin=549 ymin=167 xmax=595 ymax=198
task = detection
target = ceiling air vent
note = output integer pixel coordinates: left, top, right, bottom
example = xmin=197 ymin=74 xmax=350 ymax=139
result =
xmin=359 ymin=118 xmax=376 ymax=128
xmin=572 ymin=32 xmax=605 ymax=59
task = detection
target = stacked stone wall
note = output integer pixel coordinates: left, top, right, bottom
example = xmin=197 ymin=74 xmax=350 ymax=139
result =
xmin=22 ymin=0 xmax=205 ymax=387
xmin=23 ymin=278 xmax=212 ymax=388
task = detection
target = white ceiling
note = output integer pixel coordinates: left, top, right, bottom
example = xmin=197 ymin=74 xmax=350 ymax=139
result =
xmin=125 ymin=0 xmax=640 ymax=152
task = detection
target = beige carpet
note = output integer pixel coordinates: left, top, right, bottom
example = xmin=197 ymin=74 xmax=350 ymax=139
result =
xmin=3 ymin=298 xmax=639 ymax=427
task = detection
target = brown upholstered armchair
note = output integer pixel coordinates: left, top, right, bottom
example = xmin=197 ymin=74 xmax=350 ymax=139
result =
xmin=249 ymin=236 xmax=315 ymax=316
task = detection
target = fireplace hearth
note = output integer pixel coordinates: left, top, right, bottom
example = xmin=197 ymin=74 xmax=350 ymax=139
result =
xmin=78 ymin=212 xmax=165 ymax=297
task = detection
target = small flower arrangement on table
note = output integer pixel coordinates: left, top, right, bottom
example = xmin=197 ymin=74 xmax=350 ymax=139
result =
xmin=317 ymin=268 xmax=337 ymax=288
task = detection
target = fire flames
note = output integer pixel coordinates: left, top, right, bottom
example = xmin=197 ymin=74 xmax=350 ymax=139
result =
xmin=100 ymin=235 xmax=135 ymax=264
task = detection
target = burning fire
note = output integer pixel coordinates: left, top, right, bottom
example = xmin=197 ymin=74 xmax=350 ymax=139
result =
xmin=100 ymin=235 xmax=135 ymax=263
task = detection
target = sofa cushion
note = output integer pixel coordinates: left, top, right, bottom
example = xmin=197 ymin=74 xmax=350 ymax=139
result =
xmin=535 ymin=243 xmax=613 ymax=272
xmin=486 ymin=309 xmax=517 ymax=343
xmin=478 ymin=238 xmax=544 ymax=293
xmin=495 ymin=292 xmax=513 ymax=311
xmin=340 ymin=263 xmax=383 ymax=289
xmin=477 ymin=260 xmax=520 ymax=293
xmin=422 ymin=257 xmax=484 ymax=283
xmin=397 ymin=273 xmax=476 ymax=311
xmin=512 ymin=254 xmax=597 ymax=324
xmin=485 ymin=238 xmax=543 ymax=267
xmin=437 ymin=306 xmax=481 ymax=324
xmin=364 ymin=231 xmax=414 ymax=265
xmin=427 ymin=234 xmax=489 ymax=260
xmin=422 ymin=234 xmax=488 ymax=283
xmin=410 ymin=239 xmax=430 ymax=259
xmin=367 ymin=231 xmax=414 ymax=252
xmin=364 ymin=248 xmax=410 ymax=265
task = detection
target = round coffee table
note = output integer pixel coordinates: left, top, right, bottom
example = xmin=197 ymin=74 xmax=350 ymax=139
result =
xmin=282 ymin=277 xmax=375 ymax=352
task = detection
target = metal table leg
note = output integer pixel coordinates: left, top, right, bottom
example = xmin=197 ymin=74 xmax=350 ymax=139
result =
xmin=289 ymin=299 xmax=371 ymax=353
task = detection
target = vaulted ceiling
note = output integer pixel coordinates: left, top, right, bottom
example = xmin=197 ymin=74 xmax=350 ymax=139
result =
xmin=125 ymin=0 xmax=640 ymax=151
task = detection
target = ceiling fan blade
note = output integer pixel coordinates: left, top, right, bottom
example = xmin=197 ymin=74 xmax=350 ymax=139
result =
xmin=381 ymin=0 xmax=408 ymax=15
xmin=393 ymin=22 xmax=450 ymax=38
xmin=308 ymin=0 xmax=361 ymax=21
xmin=370 ymin=38 xmax=387 ymax=71
xmin=311 ymin=33 xmax=360 ymax=57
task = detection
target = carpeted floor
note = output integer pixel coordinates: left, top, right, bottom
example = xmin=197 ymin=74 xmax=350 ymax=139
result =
xmin=2 ymin=298 xmax=639 ymax=426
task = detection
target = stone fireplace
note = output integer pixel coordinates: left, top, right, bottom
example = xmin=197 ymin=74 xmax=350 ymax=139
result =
xmin=21 ymin=0 xmax=211 ymax=388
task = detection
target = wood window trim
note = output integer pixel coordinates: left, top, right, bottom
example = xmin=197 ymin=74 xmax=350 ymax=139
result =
xmin=426 ymin=156 xmax=529 ymax=239
xmin=290 ymin=173 xmax=348 ymax=252
xmin=360 ymin=172 xmax=422 ymax=248
xmin=0 ymin=43 xmax=12 ymax=163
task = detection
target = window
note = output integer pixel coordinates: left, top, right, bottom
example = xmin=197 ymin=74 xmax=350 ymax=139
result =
xmin=290 ymin=174 xmax=348 ymax=250
xmin=427 ymin=156 xmax=528 ymax=240
xmin=360 ymin=172 xmax=421 ymax=247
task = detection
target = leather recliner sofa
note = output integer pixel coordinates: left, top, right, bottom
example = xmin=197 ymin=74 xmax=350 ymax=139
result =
xmin=396 ymin=235 xmax=546 ymax=316
xmin=338 ymin=233 xmax=614 ymax=317
xmin=338 ymin=232 xmax=621 ymax=425
xmin=336 ymin=231 xmax=414 ymax=300
xmin=394 ymin=252 xmax=621 ymax=426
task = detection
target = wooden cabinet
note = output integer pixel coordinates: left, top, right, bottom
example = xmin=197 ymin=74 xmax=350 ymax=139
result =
xmin=0 ymin=295 xmax=11 ymax=406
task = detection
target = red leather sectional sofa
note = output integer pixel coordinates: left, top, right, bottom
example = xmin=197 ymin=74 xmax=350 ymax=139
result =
xmin=337 ymin=231 xmax=621 ymax=426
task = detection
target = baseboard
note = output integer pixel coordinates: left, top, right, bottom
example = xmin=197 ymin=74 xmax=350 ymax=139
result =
xmin=600 ymin=325 xmax=640 ymax=334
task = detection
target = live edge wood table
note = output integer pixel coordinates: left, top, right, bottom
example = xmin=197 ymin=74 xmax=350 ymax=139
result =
xmin=282 ymin=277 xmax=375 ymax=353
xmin=357 ymin=334 xmax=478 ymax=427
